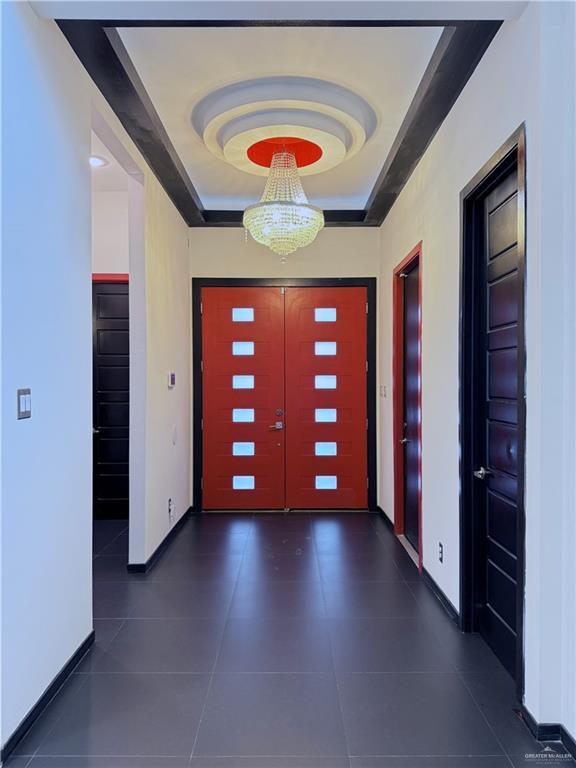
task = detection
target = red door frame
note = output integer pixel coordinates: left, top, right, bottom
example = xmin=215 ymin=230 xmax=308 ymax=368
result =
xmin=392 ymin=242 xmax=423 ymax=570
xmin=92 ymin=273 xmax=129 ymax=282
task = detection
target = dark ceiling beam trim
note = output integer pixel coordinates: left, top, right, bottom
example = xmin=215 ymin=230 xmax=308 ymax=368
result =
xmin=57 ymin=20 xmax=206 ymax=226
xmin=202 ymin=209 xmax=369 ymax=227
xmin=57 ymin=19 xmax=501 ymax=228
xmin=363 ymin=20 xmax=502 ymax=225
xmin=102 ymin=20 xmax=455 ymax=28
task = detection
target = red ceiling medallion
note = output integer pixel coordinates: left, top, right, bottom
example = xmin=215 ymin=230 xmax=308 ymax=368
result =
xmin=247 ymin=137 xmax=323 ymax=169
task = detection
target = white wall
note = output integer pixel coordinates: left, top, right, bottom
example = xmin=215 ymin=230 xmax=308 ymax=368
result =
xmin=91 ymin=190 xmax=129 ymax=274
xmin=1 ymin=0 xmax=93 ymax=742
xmin=189 ymin=227 xmax=380 ymax=279
xmin=0 ymin=1 xmax=191 ymax=747
xmin=140 ymin=175 xmax=191 ymax=561
xmin=377 ymin=0 xmax=576 ymax=740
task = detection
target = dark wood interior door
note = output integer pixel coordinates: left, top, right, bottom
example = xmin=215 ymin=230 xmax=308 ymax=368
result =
xmin=403 ymin=264 xmax=420 ymax=551
xmin=92 ymin=281 xmax=129 ymax=519
xmin=475 ymin=167 xmax=521 ymax=677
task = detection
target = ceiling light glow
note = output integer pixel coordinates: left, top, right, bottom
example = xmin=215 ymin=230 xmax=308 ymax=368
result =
xmin=89 ymin=155 xmax=109 ymax=168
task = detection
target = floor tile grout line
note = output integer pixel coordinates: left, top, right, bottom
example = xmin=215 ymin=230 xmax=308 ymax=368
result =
xmin=457 ymin=669 xmax=519 ymax=766
xmin=402 ymin=579 xmax=460 ymax=675
xmin=312 ymin=517 xmax=353 ymax=762
xmin=187 ymin=512 xmax=255 ymax=761
xmin=368 ymin=515 xmax=413 ymax=584
xmin=93 ymin=523 xmax=129 ymax=558
xmin=18 ymin=672 xmax=92 ymax=760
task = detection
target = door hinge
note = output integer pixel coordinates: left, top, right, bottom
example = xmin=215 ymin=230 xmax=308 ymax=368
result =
xmin=200 ymin=301 xmax=203 ymax=314
xmin=366 ymin=418 xmax=369 ymax=430
xmin=366 ymin=361 xmax=368 ymax=373
xmin=200 ymin=478 xmax=203 ymax=490
xmin=367 ymin=478 xmax=369 ymax=488
xmin=201 ymin=418 xmax=204 ymax=431
xmin=281 ymin=287 xmax=286 ymax=295
xmin=200 ymin=360 xmax=204 ymax=373
xmin=366 ymin=302 xmax=369 ymax=314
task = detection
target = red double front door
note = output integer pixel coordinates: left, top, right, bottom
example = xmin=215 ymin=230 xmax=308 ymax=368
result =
xmin=201 ymin=286 xmax=368 ymax=509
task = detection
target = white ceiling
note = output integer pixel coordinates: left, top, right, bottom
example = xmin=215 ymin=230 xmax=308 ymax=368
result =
xmin=91 ymin=132 xmax=129 ymax=192
xmin=32 ymin=1 xmax=528 ymax=22
xmin=119 ymin=25 xmax=443 ymax=209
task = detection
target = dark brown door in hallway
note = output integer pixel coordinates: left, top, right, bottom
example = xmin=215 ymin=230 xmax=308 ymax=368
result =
xmin=92 ymin=281 xmax=129 ymax=519
xmin=475 ymin=167 xmax=522 ymax=677
xmin=402 ymin=263 xmax=420 ymax=552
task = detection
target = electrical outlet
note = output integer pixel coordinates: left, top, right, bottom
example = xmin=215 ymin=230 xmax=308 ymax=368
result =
xmin=438 ymin=542 xmax=444 ymax=563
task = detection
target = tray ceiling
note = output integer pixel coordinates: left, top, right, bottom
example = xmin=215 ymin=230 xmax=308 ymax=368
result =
xmin=118 ymin=26 xmax=443 ymax=210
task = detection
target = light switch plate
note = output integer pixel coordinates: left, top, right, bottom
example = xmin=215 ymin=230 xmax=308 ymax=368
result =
xmin=17 ymin=388 xmax=31 ymax=419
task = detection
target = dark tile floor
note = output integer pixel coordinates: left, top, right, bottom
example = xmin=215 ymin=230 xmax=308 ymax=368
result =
xmin=7 ymin=513 xmax=574 ymax=768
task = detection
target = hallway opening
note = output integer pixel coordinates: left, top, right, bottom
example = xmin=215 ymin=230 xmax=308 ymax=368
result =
xmin=3 ymin=1 xmax=576 ymax=765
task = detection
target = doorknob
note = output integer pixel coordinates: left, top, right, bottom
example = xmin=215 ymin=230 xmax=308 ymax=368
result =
xmin=269 ymin=421 xmax=284 ymax=430
xmin=473 ymin=466 xmax=493 ymax=480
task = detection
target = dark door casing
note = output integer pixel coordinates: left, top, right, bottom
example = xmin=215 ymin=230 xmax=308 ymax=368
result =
xmin=403 ymin=264 xmax=420 ymax=551
xmin=92 ymin=281 xmax=129 ymax=519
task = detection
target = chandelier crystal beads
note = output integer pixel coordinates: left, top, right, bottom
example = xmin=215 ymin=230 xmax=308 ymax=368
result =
xmin=243 ymin=150 xmax=325 ymax=258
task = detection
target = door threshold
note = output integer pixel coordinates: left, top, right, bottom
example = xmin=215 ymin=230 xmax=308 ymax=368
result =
xmin=397 ymin=534 xmax=419 ymax=566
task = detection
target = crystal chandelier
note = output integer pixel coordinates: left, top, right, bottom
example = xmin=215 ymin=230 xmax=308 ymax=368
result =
xmin=243 ymin=150 xmax=325 ymax=259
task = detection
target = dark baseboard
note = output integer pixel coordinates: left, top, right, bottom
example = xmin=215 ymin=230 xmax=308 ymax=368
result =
xmin=127 ymin=507 xmax=192 ymax=573
xmin=375 ymin=506 xmax=458 ymax=625
xmin=519 ymin=705 xmax=576 ymax=758
xmin=1 ymin=630 xmax=95 ymax=763
xmin=376 ymin=505 xmax=394 ymax=530
xmin=421 ymin=567 xmax=460 ymax=625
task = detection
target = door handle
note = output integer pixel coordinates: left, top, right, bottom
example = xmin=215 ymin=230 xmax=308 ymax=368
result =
xmin=473 ymin=466 xmax=493 ymax=480
xmin=269 ymin=421 xmax=284 ymax=430
xmin=93 ymin=428 xmax=100 ymax=435
xmin=400 ymin=437 xmax=411 ymax=444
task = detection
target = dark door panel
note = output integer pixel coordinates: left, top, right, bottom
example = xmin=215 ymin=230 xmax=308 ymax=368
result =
xmin=403 ymin=263 xmax=420 ymax=551
xmin=93 ymin=282 xmax=129 ymax=519
xmin=475 ymin=167 xmax=521 ymax=677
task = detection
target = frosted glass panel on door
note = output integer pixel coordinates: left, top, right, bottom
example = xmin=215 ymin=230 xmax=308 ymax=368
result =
xmin=315 ymin=475 xmax=337 ymax=490
xmin=233 ymin=408 xmax=255 ymax=422
xmin=315 ymin=442 xmax=337 ymax=456
xmin=232 ymin=375 xmax=255 ymax=389
xmin=315 ymin=408 xmax=337 ymax=422
xmin=232 ymin=307 xmax=254 ymax=322
xmin=314 ymin=307 xmax=337 ymax=322
xmin=315 ymin=375 xmax=337 ymax=389
xmin=233 ymin=475 xmax=255 ymax=490
xmin=314 ymin=341 xmax=337 ymax=356
xmin=233 ymin=442 xmax=255 ymax=456
xmin=232 ymin=341 xmax=254 ymax=356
